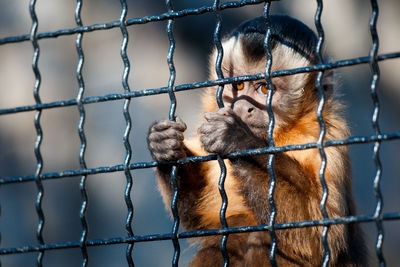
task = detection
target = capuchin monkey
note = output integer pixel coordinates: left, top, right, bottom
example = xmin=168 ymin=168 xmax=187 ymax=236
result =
xmin=147 ymin=15 xmax=366 ymax=266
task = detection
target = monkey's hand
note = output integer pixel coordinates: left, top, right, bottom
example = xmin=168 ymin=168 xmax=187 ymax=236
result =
xmin=199 ymin=107 xmax=265 ymax=155
xmin=147 ymin=118 xmax=187 ymax=162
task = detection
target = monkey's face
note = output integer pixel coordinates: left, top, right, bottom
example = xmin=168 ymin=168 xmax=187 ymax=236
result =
xmin=211 ymin=35 xmax=314 ymax=136
xmin=222 ymin=81 xmax=269 ymax=139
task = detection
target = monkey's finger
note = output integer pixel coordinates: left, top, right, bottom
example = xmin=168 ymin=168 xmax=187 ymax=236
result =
xmin=148 ymin=128 xmax=184 ymax=142
xmin=148 ymin=138 xmax=185 ymax=161
xmin=200 ymin=134 xmax=226 ymax=154
xmin=216 ymin=107 xmax=234 ymax=116
xmin=205 ymin=142 xmax=223 ymax=154
xmin=199 ymin=121 xmax=227 ymax=135
xmin=165 ymin=117 xmax=187 ymax=132
xmin=151 ymin=119 xmax=186 ymax=132
xmin=150 ymin=120 xmax=173 ymax=131
xmin=149 ymin=138 xmax=183 ymax=151
xmin=199 ymin=123 xmax=210 ymax=135
xmin=175 ymin=117 xmax=187 ymax=131
xmin=200 ymin=134 xmax=214 ymax=149
xmin=200 ymin=127 xmax=225 ymax=145
xmin=151 ymin=147 xmax=184 ymax=162
xmin=204 ymin=112 xmax=235 ymax=124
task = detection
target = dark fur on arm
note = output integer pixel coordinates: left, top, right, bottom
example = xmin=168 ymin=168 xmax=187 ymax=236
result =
xmin=231 ymin=152 xmax=315 ymax=225
xmin=147 ymin=118 xmax=207 ymax=230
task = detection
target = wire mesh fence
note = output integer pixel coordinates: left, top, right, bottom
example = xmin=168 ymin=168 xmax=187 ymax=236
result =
xmin=0 ymin=0 xmax=400 ymax=266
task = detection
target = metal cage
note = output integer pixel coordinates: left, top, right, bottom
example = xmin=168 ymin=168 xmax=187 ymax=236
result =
xmin=1 ymin=0 xmax=399 ymax=266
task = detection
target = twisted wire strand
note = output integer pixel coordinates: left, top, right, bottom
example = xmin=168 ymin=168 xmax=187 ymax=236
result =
xmin=170 ymin=166 xmax=180 ymax=267
xmin=314 ymin=1 xmax=331 ymax=266
xmin=262 ymin=3 xmax=278 ymax=266
xmin=1 ymin=211 xmax=400 ymax=256
xmin=213 ymin=0 xmax=230 ymax=265
xmin=119 ymin=1 xmax=135 ymax=266
xmin=29 ymin=0 xmax=45 ymax=266
xmin=74 ymin=1 xmax=89 ymax=266
xmin=0 ymin=0 xmax=269 ymax=46
xmin=213 ymin=1 xmax=225 ymax=109
xmin=0 ymin=1 xmax=398 ymax=265
xmin=0 ymin=187 xmax=1 ymax=266
xmin=217 ymin=155 xmax=229 ymax=267
xmin=1 ymin=131 xmax=399 ymax=185
xmin=368 ymin=1 xmax=385 ymax=266
xmin=0 ymin=52 xmax=399 ymax=116
xmin=166 ymin=0 xmax=177 ymax=122
xmin=165 ymin=0 xmax=180 ymax=265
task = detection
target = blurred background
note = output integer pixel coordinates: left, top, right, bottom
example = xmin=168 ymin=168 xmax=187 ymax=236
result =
xmin=0 ymin=0 xmax=399 ymax=266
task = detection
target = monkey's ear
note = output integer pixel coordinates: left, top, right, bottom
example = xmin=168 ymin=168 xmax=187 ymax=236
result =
xmin=321 ymin=69 xmax=335 ymax=93
xmin=323 ymin=83 xmax=334 ymax=92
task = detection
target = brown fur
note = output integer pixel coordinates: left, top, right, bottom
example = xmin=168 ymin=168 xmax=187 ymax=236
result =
xmin=174 ymin=82 xmax=365 ymax=265
xmin=179 ymin=47 xmax=364 ymax=265
xmin=149 ymin=17 xmax=366 ymax=266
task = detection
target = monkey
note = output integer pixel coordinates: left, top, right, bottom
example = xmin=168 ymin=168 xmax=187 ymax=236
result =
xmin=147 ymin=15 xmax=366 ymax=266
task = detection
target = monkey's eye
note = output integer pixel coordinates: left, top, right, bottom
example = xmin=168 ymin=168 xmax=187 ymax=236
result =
xmin=234 ymin=82 xmax=245 ymax=91
xmin=257 ymin=84 xmax=268 ymax=95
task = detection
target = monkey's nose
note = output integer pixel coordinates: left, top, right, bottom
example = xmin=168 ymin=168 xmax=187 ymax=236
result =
xmin=232 ymin=99 xmax=257 ymax=119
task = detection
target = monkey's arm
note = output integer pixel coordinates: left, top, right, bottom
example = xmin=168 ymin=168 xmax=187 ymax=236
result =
xmin=232 ymin=153 xmax=315 ymax=224
xmin=147 ymin=118 xmax=207 ymax=230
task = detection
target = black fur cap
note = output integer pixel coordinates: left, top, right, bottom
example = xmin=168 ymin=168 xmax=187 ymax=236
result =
xmin=230 ymin=15 xmax=318 ymax=63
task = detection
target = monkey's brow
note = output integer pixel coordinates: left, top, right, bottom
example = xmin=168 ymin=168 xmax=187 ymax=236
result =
xmin=221 ymin=63 xmax=236 ymax=78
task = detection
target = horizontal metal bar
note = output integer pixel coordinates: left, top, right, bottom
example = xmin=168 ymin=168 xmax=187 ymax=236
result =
xmin=1 ymin=211 xmax=399 ymax=256
xmin=0 ymin=51 xmax=399 ymax=116
xmin=0 ymin=0 xmax=267 ymax=45
xmin=1 ymin=131 xmax=399 ymax=185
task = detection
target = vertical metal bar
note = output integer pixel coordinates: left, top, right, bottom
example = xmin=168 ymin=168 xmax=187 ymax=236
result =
xmin=119 ymin=1 xmax=135 ymax=266
xmin=217 ymin=156 xmax=229 ymax=267
xmin=170 ymin=166 xmax=180 ymax=267
xmin=0 ymin=191 xmax=1 ymax=267
xmin=165 ymin=1 xmax=180 ymax=266
xmin=368 ymin=1 xmax=385 ymax=266
xmin=212 ymin=1 xmax=229 ymax=266
xmin=75 ymin=1 xmax=89 ymax=266
xmin=213 ymin=0 xmax=225 ymax=110
xmin=262 ymin=2 xmax=277 ymax=267
xmin=29 ymin=0 xmax=45 ymax=266
xmin=314 ymin=1 xmax=331 ymax=266
xmin=166 ymin=0 xmax=177 ymax=122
